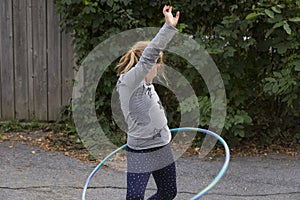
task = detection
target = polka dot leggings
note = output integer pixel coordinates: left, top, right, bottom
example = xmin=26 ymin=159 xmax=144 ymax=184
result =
xmin=126 ymin=145 xmax=177 ymax=200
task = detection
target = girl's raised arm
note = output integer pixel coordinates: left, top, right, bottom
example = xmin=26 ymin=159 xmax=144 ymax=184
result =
xmin=120 ymin=5 xmax=180 ymax=89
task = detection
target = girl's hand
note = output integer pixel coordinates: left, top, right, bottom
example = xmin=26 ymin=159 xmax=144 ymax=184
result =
xmin=163 ymin=5 xmax=180 ymax=28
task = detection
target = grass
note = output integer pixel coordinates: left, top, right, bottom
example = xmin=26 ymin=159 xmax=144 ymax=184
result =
xmin=0 ymin=120 xmax=45 ymax=132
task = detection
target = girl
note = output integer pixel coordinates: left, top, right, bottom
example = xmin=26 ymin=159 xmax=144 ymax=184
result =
xmin=116 ymin=5 xmax=180 ymax=200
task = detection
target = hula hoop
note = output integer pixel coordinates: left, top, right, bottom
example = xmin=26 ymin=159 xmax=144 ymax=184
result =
xmin=82 ymin=127 xmax=230 ymax=200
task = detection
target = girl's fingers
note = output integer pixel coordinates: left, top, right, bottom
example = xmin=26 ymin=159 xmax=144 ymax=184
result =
xmin=163 ymin=5 xmax=168 ymax=15
xmin=175 ymin=11 xmax=180 ymax=20
xmin=169 ymin=6 xmax=172 ymax=13
xmin=163 ymin=5 xmax=172 ymax=15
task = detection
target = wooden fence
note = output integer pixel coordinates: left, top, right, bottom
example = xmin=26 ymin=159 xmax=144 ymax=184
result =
xmin=0 ymin=0 xmax=74 ymax=121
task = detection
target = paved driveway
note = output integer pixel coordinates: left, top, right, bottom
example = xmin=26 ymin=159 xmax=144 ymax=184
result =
xmin=0 ymin=141 xmax=299 ymax=200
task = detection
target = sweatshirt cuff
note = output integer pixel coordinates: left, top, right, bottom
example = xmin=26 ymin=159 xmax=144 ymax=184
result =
xmin=163 ymin=22 xmax=178 ymax=32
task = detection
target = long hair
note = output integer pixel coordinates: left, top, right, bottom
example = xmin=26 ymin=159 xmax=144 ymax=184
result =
xmin=116 ymin=41 xmax=164 ymax=76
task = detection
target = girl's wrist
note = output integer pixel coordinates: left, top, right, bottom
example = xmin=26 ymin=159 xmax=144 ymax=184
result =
xmin=164 ymin=22 xmax=178 ymax=31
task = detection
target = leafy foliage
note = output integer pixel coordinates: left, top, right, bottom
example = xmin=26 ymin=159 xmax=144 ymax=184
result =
xmin=54 ymin=0 xmax=300 ymax=147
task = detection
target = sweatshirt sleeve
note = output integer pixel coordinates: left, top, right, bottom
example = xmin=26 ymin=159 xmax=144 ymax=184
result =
xmin=120 ymin=23 xmax=178 ymax=89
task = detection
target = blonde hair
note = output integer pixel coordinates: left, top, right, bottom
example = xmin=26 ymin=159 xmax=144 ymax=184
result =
xmin=116 ymin=41 xmax=164 ymax=76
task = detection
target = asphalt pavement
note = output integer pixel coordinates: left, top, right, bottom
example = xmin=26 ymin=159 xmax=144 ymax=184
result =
xmin=0 ymin=141 xmax=299 ymax=200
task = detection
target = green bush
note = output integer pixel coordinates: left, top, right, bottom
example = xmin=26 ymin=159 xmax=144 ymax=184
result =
xmin=54 ymin=0 xmax=300 ymax=147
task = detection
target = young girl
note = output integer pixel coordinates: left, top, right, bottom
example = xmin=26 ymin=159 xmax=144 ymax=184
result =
xmin=116 ymin=5 xmax=180 ymax=200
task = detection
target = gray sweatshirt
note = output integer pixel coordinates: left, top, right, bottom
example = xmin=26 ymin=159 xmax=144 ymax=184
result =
xmin=116 ymin=23 xmax=178 ymax=150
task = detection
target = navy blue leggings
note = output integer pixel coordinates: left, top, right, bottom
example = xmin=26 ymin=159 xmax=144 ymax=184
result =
xmin=126 ymin=145 xmax=177 ymax=200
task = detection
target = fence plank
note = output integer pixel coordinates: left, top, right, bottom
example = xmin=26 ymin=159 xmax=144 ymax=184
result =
xmin=0 ymin=39 xmax=1 ymax=120
xmin=0 ymin=2 xmax=3 ymax=119
xmin=32 ymin=0 xmax=48 ymax=120
xmin=27 ymin=0 xmax=34 ymax=120
xmin=61 ymin=32 xmax=74 ymax=107
xmin=13 ymin=0 xmax=29 ymax=120
xmin=47 ymin=1 xmax=61 ymax=121
xmin=0 ymin=0 xmax=15 ymax=120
